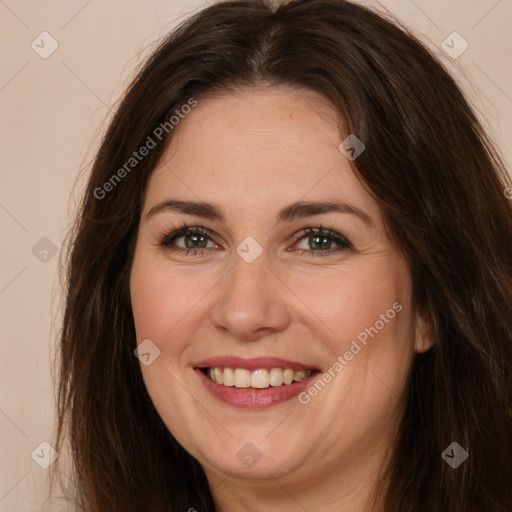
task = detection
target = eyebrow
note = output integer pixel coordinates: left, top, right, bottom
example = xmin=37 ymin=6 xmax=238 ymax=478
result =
xmin=146 ymin=199 xmax=374 ymax=227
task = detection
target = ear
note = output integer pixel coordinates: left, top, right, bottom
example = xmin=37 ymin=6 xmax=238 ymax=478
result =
xmin=413 ymin=308 xmax=434 ymax=353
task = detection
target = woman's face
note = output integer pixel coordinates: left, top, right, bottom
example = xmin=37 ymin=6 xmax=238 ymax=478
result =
xmin=130 ymin=86 xmax=431 ymax=490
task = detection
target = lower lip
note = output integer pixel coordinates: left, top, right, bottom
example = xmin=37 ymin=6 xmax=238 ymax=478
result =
xmin=195 ymin=369 xmax=318 ymax=409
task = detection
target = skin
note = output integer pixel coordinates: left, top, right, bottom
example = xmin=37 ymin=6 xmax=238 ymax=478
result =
xmin=130 ymin=86 xmax=433 ymax=511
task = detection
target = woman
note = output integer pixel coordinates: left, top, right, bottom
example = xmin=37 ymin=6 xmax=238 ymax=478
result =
xmin=53 ymin=0 xmax=512 ymax=510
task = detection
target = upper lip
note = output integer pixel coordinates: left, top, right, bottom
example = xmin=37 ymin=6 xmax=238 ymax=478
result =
xmin=194 ymin=356 xmax=317 ymax=372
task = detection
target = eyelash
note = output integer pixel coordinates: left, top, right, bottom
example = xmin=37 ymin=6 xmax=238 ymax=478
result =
xmin=157 ymin=222 xmax=353 ymax=258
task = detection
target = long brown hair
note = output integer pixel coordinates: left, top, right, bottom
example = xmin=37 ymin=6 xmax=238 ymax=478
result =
xmin=53 ymin=0 xmax=512 ymax=510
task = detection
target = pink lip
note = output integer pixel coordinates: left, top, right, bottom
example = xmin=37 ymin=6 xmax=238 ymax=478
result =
xmin=194 ymin=356 xmax=316 ymax=372
xmin=194 ymin=368 xmax=319 ymax=409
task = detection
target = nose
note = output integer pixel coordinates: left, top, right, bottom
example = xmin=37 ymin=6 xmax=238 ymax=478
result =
xmin=209 ymin=248 xmax=292 ymax=341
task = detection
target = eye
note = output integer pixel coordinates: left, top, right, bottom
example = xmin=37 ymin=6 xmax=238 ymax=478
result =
xmin=159 ymin=224 xmax=219 ymax=256
xmin=291 ymin=225 xmax=353 ymax=258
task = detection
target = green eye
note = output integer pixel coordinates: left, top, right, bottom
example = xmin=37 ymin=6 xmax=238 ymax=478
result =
xmin=291 ymin=226 xmax=352 ymax=257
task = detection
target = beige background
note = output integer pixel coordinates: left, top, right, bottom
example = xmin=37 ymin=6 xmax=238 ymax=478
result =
xmin=1 ymin=0 xmax=511 ymax=510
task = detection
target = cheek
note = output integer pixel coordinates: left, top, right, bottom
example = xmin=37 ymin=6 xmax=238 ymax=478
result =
xmin=130 ymin=256 xmax=206 ymax=344
xmin=129 ymin=258 xmax=201 ymax=427
xmin=289 ymin=260 xmax=410 ymax=354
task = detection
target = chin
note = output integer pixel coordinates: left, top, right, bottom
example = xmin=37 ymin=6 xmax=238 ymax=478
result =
xmin=195 ymin=433 xmax=312 ymax=480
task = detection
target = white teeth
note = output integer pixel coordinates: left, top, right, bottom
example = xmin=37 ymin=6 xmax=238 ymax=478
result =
xmin=206 ymin=367 xmax=313 ymax=388
xmin=233 ymin=368 xmax=251 ymax=388
xmin=223 ymin=367 xmax=235 ymax=386
xmin=269 ymin=368 xmax=284 ymax=386
xmin=214 ymin=367 xmax=223 ymax=385
xmin=251 ymin=369 xmax=269 ymax=389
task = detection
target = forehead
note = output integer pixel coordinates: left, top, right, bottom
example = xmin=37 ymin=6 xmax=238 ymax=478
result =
xmin=143 ymin=86 xmax=380 ymax=225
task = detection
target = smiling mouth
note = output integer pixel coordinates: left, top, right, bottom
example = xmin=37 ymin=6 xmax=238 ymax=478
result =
xmin=201 ymin=367 xmax=316 ymax=389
